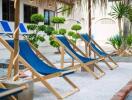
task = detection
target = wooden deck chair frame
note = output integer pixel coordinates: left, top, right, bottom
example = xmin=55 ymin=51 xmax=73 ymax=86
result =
xmin=78 ymin=34 xmax=118 ymax=70
xmin=0 ymin=83 xmax=27 ymax=100
xmin=54 ymin=36 xmax=105 ymax=79
xmin=18 ymin=34 xmax=80 ymax=73
xmin=0 ymin=36 xmax=79 ymax=100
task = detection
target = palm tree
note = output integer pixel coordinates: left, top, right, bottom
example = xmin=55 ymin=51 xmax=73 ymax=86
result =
xmin=110 ymin=1 xmax=129 ymax=37
xmin=126 ymin=6 xmax=132 ymax=33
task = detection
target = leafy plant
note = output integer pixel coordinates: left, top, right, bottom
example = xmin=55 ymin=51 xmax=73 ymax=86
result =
xmin=26 ymin=14 xmax=45 ymax=48
xmin=108 ymin=35 xmax=122 ymax=50
xmin=31 ymin=14 xmax=44 ymax=24
xmin=126 ymin=6 xmax=132 ymax=33
xmin=68 ymin=31 xmax=75 ymax=36
xmin=59 ymin=28 xmax=67 ymax=35
xmin=45 ymin=26 xmax=55 ymax=35
xmin=52 ymin=30 xmax=59 ymax=35
xmin=126 ymin=34 xmax=132 ymax=47
xmin=27 ymin=34 xmax=45 ymax=48
xmin=110 ymin=2 xmax=129 ymax=35
xmin=49 ymin=36 xmax=60 ymax=48
xmin=51 ymin=17 xmax=65 ymax=24
xmin=38 ymin=25 xmax=46 ymax=32
xmin=71 ymin=24 xmax=82 ymax=32
xmin=67 ymin=31 xmax=80 ymax=44
xmin=27 ymin=24 xmax=37 ymax=31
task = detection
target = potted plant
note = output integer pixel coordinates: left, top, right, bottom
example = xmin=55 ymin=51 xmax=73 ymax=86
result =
xmin=51 ymin=16 xmax=65 ymax=29
xmin=70 ymin=24 xmax=82 ymax=44
xmin=27 ymin=14 xmax=45 ymax=48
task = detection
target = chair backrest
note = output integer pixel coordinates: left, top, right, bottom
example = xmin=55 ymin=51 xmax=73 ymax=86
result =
xmin=0 ymin=20 xmax=13 ymax=34
xmin=6 ymin=40 xmax=62 ymax=75
xmin=81 ymin=34 xmax=106 ymax=56
xmin=56 ymin=35 xmax=92 ymax=62
xmin=81 ymin=34 xmax=91 ymax=42
xmin=0 ymin=21 xmax=28 ymax=35
xmin=19 ymin=23 xmax=29 ymax=35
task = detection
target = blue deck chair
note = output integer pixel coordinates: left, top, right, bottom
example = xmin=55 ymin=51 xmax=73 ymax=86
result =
xmin=19 ymin=23 xmax=29 ymax=35
xmin=0 ymin=20 xmax=13 ymax=36
xmin=0 ymin=84 xmax=27 ymax=99
xmin=0 ymin=36 xmax=79 ymax=99
xmin=55 ymin=35 xmax=105 ymax=79
xmin=79 ymin=34 xmax=118 ymax=70
xmin=0 ymin=20 xmax=28 ymax=36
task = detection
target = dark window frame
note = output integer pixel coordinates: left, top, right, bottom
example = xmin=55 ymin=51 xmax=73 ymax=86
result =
xmin=2 ymin=0 xmax=15 ymax=21
xmin=44 ymin=9 xmax=55 ymax=25
xmin=24 ymin=4 xmax=38 ymax=23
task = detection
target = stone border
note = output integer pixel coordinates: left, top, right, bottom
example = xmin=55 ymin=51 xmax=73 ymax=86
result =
xmin=112 ymin=80 xmax=132 ymax=100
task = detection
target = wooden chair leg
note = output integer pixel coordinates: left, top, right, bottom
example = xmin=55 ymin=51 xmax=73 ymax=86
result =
xmin=63 ymin=76 xmax=79 ymax=90
xmin=7 ymin=52 xmax=14 ymax=79
xmin=103 ymin=60 xmax=114 ymax=70
xmin=0 ymin=83 xmax=17 ymax=100
xmin=40 ymin=77 xmax=78 ymax=99
xmin=71 ymin=58 xmax=74 ymax=67
xmin=82 ymin=65 xmax=104 ymax=79
xmin=109 ymin=57 xmax=118 ymax=66
xmin=61 ymin=47 xmax=65 ymax=69
xmin=94 ymin=63 xmax=105 ymax=73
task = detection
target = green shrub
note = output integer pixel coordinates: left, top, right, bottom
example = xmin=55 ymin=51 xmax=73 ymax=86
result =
xmin=45 ymin=26 xmax=55 ymax=35
xmin=52 ymin=30 xmax=59 ymax=35
xmin=27 ymin=24 xmax=37 ymax=31
xmin=59 ymin=28 xmax=67 ymax=35
xmin=27 ymin=14 xmax=45 ymax=48
xmin=71 ymin=24 xmax=82 ymax=32
xmin=68 ymin=31 xmax=75 ymax=36
xmin=108 ymin=35 xmax=122 ymax=50
xmin=72 ymin=34 xmax=80 ymax=40
xmin=27 ymin=34 xmax=45 ymax=48
xmin=31 ymin=14 xmax=44 ymax=24
xmin=49 ymin=36 xmax=60 ymax=48
xmin=126 ymin=34 xmax=132 ymax=47
xmin=38 ymin=25 xmax=46 ymax=32
xmin=51 ymin=17 xmax=65 ymax=24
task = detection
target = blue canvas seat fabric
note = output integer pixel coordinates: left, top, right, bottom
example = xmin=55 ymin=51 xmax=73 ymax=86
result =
xmin=81 ymin=34 xmax=107 ymax=57
xmin=56 ymin=36 xmax=94 ymax=63
xmin=0 ymin=21 xmax=13 ymax=34
xmin=6 ymin=40 xmax=73 ymax=76
xmin=0 ymin=21 xmax=28 ymax=35
xmin=0 ymin=21 xmax=12 ymax=33
xmin=19 ymin=23 xmax=29 ymax=35
xmin=19 ymin=23 xmax=27 ymax=33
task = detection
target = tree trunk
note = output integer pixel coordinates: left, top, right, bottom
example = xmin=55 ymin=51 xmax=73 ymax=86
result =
xmin=123 ymin=18 xmax=130 ymax=37
xmin=130 ymin=22 xmax=132 ymax=34
xmin=118 ymin=18 xmax=122 ymax=37
xmin=88 ymin=0 xmax=92 ymax=57
xmin=14 ymin=0 xmax=20 ymax=76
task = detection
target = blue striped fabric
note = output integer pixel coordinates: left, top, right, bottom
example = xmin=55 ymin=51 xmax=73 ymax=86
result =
xmin=56 ymin=35 xmax=94 ymax=63
xmin=81 ymin=34 xmax=107 ymax=57
xmin=6 ymin=40 xmax=74 ymax=76
xmin=0 ymin=20 xmax=12 ymax=34
xmin=0 ymin=21 xmax=28 ymax=35
xmin=19 ymin=23 xmax=28 ymax=34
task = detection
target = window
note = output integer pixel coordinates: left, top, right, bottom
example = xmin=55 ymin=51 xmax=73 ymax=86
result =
xmin=44 ymin=10 xmax=55 ymax=25
xmin=2 ymin=0 xmax=15 ymax=21
xmin=24 ymin=4 xmax=38 ymax=23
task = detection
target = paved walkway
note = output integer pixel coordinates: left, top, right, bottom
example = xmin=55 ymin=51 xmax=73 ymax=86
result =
xmin=33 ymin=62 xmax=132 ymax=100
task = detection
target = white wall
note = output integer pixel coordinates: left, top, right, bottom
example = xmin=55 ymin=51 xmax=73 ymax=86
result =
xmin=0 ymin=0 xmax=56 ymax=31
